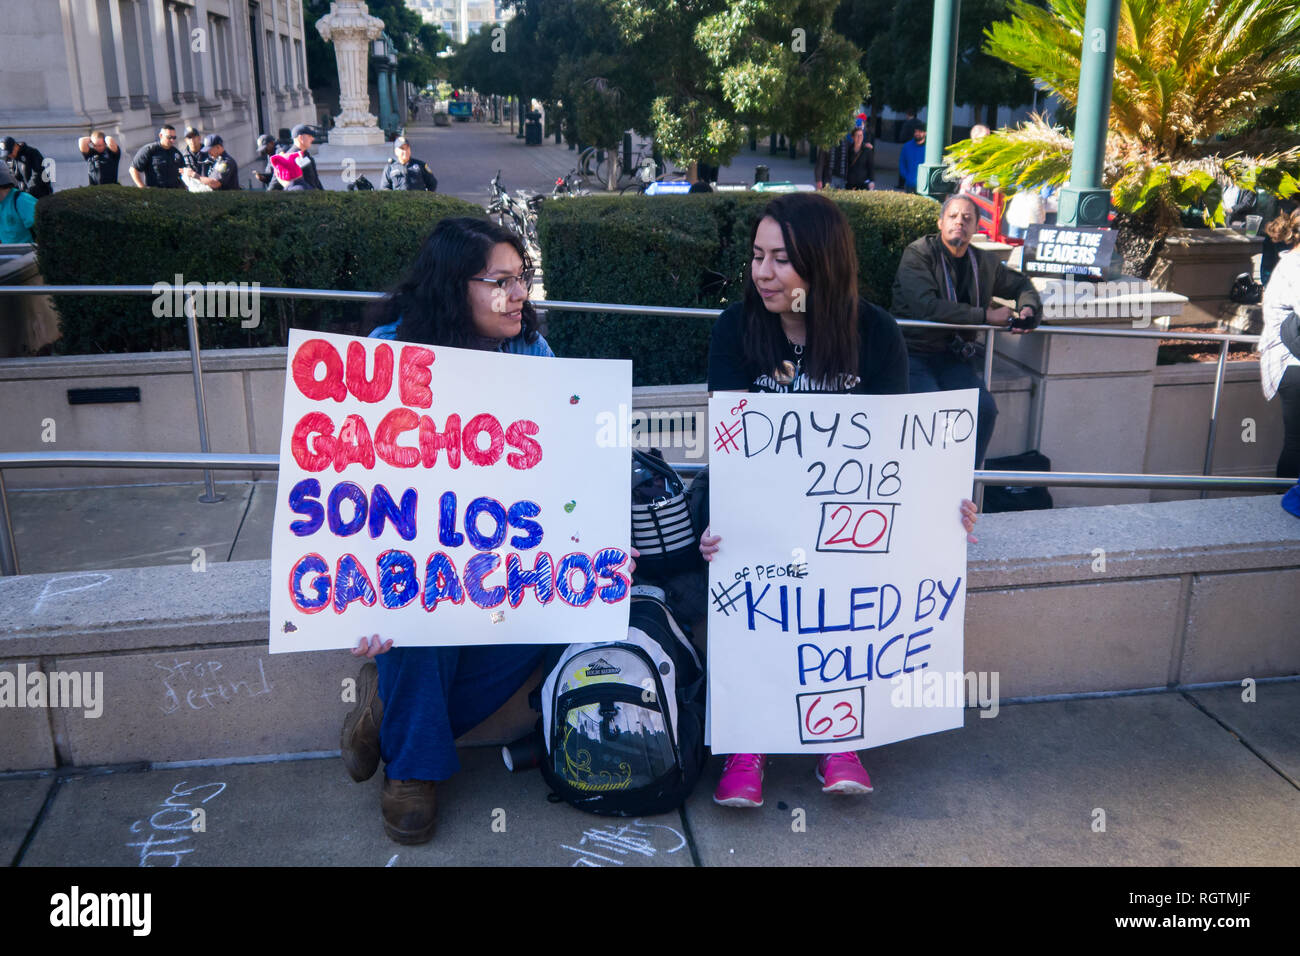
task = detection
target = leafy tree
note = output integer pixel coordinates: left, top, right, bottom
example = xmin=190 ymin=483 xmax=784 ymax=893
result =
xmin=945 ymin=0 xmax=1300 ymax=261
xmin=839 ymin=0 xmax=1034 ymax=123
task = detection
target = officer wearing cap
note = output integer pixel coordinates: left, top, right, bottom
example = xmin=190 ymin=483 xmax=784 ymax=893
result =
xmin=252 ymin=134 xmax=278 ymax=189
xmin=179 ymin=126 xmax=207 ymax=176
xmin=286 ymin=124 xmax=324 ymax=190
xmin=196 ymin=135 xmax=240 ymax=190
xmin=381 ymin=137 xmax=438 ymax=191
xmin=1 ymin=136 xmax=53 ymax=198
xmin=129 ymin=125 xmax=185 ymax=188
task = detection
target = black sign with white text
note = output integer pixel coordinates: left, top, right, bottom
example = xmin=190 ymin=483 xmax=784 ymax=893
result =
xmin=1023 ymin=225 xmax=1118 ymax=280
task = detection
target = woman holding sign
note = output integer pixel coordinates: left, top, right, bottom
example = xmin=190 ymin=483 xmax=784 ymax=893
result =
xmin=701 ymin=192 xmax=978 ymax=806
xmin=341 ymin=217 xmax=553 ymax=844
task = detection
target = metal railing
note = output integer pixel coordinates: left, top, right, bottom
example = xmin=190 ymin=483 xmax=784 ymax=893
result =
xmin=0 ymin=283 xmax=1276 ymax=574
xmin=0 ymin=450 xmax=1293 ymax=577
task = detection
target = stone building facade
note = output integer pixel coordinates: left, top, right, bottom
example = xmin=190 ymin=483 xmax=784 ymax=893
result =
xmin=0 ymin=0 xmax=316 ymax=189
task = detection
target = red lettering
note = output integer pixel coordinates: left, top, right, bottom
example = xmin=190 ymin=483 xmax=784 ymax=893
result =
xmin=332 ymin=414 xmax=376 ymax=472
xmin=463 ymin=413 xmax=505 ymax=466
xmin=398 ymin=345 xmax=435 ymax=408
xmin=291 ymin=339 xmax=347 ymax=402
xmin=346 ymin=341 xmax=393 ymax=403
xmin=374 ymin=408 xmax=420 ymax=468
xmin=290 ymin=412 xmax=337 ymax=472
xmin=418 ymin=413 xmax=462 ymax=468
xmin=505 ymin=419 xmax=543 ymax=470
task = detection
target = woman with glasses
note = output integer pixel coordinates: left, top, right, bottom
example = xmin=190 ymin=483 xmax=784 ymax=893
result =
xmin=341 ymin=217 xmax=550 ymax=845
xmin=701 ymin=192 xmax=979 ymax=807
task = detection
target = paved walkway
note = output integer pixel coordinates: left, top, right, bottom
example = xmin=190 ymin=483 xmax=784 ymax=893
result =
xmin=4 ymin=682 xmax=1297 ymax=866
xmin=404 ymin=118 xmax=906 ymax=205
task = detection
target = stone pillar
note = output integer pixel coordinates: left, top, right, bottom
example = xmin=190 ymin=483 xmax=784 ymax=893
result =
xmin=98 ymin=0 xmax=131 ymax=112
xmin=315 ymin=2 xmax=384 ymax=147
xmin=993 ymin=276 xmax=1187 ymax=507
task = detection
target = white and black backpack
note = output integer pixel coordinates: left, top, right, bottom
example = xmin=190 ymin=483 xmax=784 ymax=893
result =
xmin=533 ymin=587 xmax=706 ymax=816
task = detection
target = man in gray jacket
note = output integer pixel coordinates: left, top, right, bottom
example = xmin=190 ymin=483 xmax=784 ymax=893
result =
xmin=891 ymin=193 xmax=1042 ymax=467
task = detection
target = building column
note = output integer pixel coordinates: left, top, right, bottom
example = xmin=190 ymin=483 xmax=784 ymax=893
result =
xmin=1057 ymin=0 xmax=1121 ymax=227
xmin=918 ymin=0 xmax=960 ymax=199
xmin=142 ymin=0 xmax=177 ymax=118
xmin=99 ymin=0 xmax=130 ymax=112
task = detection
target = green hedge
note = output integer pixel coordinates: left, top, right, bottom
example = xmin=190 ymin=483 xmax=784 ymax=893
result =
xmin=34 ymin=186 xmax=484 ymax=354
xmin=537 ymin=190 xmax=940 ymax=385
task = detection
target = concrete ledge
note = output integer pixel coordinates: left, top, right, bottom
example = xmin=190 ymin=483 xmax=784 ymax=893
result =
xmin=2 ymin=495 xmax=1297 ymax=769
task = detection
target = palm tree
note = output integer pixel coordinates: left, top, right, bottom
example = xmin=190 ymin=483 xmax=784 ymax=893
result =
xmin=946 ymin=0 xmax=1300 ymax=267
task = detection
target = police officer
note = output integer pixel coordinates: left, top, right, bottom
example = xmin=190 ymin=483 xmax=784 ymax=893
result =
xmin=77 ymin=130 xmax=121 ymax=186
xmin=287 ymin=124 xmax=324 ymax=190
xmin=1 ymin=136 xmax=53 ymax=198
xmin=251 ymin=134 xmax=278 ymax=189
xmin=196 ymin=135 xmax=239 ymax=190
xmin=381 ymin=136 xmax=438 ymax=191
xmin=129 ymin=126 xmax=185 ymax=188
xmin=179 ymin=127 xmax=206 ymax=176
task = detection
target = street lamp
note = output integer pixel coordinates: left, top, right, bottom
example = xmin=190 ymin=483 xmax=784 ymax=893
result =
xmin=372 ymin=37 xmax=387 ymax=58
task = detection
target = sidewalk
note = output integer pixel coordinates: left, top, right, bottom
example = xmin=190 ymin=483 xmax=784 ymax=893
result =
xmin=5 ymin=684 xmax=1297 ymax=866
xmin=405 ymin=119 xmax=906 ymax=205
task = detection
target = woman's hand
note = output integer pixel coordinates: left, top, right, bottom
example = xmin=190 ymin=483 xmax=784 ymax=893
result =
xmin=628 ymin=546 xmax=639 ymax=576
xmin=352 ymin=634 xmax=393 ymax=658
xmin=699 ymin=526 xmax=722 ymax=562
xmin=960 ymin=498 xmax=980 ymax=544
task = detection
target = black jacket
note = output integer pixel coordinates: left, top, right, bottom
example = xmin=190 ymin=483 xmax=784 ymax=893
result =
xmin=5 ymin=143 xmax=52 ymax=198
xmin=891 ymin=234 xmax=1042 ymax=353
xmin=382 ymin=157 xmax=437 ymax=191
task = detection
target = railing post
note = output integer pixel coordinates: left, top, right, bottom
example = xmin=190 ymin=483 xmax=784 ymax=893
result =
xmin=185 ymin=291 xmax=225 ymax=504
xmin=1201 ymin=338 xmax=1230 ymax=498
xmin=0 ymin=469 xmax=17 ymax=575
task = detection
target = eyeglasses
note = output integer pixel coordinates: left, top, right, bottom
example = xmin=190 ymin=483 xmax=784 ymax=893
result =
xmin=469 ymin=270 xmax=535 ymax=293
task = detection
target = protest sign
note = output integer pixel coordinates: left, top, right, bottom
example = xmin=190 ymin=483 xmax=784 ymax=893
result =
xmin=269 ymin=329 xmax=632 ymax=653
xmin=705 ymin=390 xmax=975 ymax=754
xmin=1022 ymin=225 xmax=1118 ymax=280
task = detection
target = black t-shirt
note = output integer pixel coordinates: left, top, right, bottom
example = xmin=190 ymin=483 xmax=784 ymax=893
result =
xmin=83 ymin=144 xmax=120 ymax=185
xmin=708 ymin=299 xmax=909 ymax=395
xmin=941 ymin=246 xmax=977 ymax=306
xmin=131 ymin=143 xmax=184 ymax=188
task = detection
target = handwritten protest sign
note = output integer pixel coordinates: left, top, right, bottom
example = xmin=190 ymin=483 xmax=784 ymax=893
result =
xmin=706 ymin=390 xmax=976 ymax=754
xmin=269 ymin=329 xmax=632 ymax=653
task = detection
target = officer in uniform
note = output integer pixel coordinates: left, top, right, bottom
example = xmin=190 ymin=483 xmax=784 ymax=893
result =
xmin=196 ymin=135 xmax=239 ymax=190
xmin=77 ymin=131 xmax=121 ymax=186
xmin=129 ymin=126 xmax=185 ymax=188
xmin=180 ymin=127 xmax=206 ymax=176
xmin=251 ymin=134 xmax=278 ymax=189
xmin=381 ymin=136 xmax=438 ymax=191
xmin=288 ymin=124 xmax=324 ymax=191
xmin=1 ymin=136 xmax=53 ymax=198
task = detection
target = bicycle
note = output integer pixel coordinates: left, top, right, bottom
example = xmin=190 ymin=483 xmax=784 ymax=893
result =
xmin=486 ymin=170 xmax=542 ymax=257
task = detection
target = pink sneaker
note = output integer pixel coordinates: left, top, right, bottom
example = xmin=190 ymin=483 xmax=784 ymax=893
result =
xmin=713 ymin=753 xmax=767 ymax=807
xmin=816 ymin=752 xmax=873 ymax=794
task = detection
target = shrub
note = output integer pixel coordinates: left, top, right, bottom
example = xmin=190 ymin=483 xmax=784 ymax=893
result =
xmin=34 ymin=186 xmax=484 ymax=354
xmin=537 ymin=190 xmax=940 ymax=384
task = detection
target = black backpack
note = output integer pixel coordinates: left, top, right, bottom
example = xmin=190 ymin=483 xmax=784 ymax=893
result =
xmin=533 ymin=587 xmax=706 ymax=816
xmin=982 ymin=449 xmax=1054 ymax=513
xmin=630 ymin=449 xmax=701 ymax=578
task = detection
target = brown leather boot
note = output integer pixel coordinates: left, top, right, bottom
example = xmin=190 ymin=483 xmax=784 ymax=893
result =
xmin=381 ymin=777 xmax=438 ymax=844
xmin=340 ymin=662 xmax=382 ymax=782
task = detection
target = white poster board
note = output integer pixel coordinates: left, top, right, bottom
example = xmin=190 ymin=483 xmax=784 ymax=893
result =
xmin=269 ymin=329 xmax=632 ymax=653
xmin=706 ymin=390 xmax=976 ymax=754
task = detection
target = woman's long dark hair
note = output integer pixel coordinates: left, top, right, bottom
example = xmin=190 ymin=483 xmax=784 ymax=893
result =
xmin=740 ymin=193 xmax=860 ymax=385
xmin=368 ymin=216 xmax=539 ymax=347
